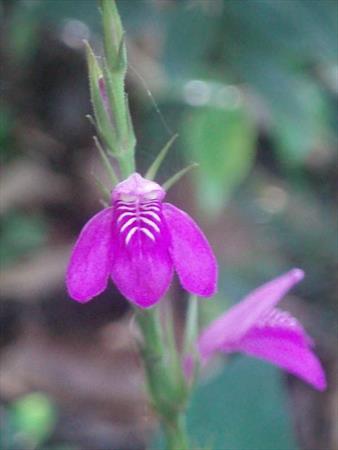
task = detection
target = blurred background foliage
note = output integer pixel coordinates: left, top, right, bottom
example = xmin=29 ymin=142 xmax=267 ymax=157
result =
xmin=0 ymin=0 xmax=337 ymax=449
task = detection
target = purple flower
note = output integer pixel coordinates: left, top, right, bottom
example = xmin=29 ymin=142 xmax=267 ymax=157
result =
xmin=66 ymin=173 xmax=217 ymax=308
xmin=197 ymin=269 xmax=326 ymax=391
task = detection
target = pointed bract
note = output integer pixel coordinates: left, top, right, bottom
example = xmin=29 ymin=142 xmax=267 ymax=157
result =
xmin=163 ymin=203 xmax=217 ymax=297
xmin=145 ymin=134 xmax=178 ymax=181
xmin=162 ymin=162 xmax=198 ymax=191
xmin=66 ymin=207 xmax=113 ymax=302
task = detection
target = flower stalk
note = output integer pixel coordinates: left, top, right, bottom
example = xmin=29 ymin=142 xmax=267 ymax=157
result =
xmin=88 ymin=1 xmax=193 ymax=448
xmin=162 ymin=414 xmax=190 ymax=450
xmin=135 ymin=307 xmax=190 ymax=450
xmin=86 ymin=0 xmax=136 ymax=180
xmin=100 ymin=0 xmax=136 ymax=175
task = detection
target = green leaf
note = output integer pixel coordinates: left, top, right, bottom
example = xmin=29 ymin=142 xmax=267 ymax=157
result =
xmin=183 ymin=106 xmax=256 ymax=213
xmin=272 ymin=76 xmax=335 ymax=166
xmin=151 ymin=359 xmax=297 ymax=450
xmin=187 ymin=357 xmax=298 ymax=450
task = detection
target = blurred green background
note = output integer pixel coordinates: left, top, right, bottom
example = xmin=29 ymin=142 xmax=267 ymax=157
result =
xmin=0 ymin=0 xmax=337 ymax=449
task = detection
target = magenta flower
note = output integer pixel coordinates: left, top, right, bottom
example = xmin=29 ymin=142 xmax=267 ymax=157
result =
xmin=197 ymin=269 xmax=326 ymax=391
xmin=66 ymin=173 xmax=217 ymax=308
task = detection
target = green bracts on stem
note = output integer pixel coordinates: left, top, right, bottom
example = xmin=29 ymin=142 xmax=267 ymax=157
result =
xmin=93 ymin=136 xmax=119 ymax=185
xmin=100 ymin=0 xmax=136 ymax=175
xmin=135 ymin=311 xmax=191 ymax=450
xmin=162 ymin=414 xmax=190 ymax=450
xmin=100 ymin=0 xmax=126 ymax=74
xmin=92 ymin=174 xmax=111 ymax=204
xmin=135 ymin=309 xmax=189 ymax=423
xmin=84 ymin=0 xmax=136 ymax=180
xmin=93 ymin=2 xmax=192 ymax=448
xmin=101 ymin=62 xmax=130 ymax=150
xmin=84 ymin=40 xmax=117 ymax=153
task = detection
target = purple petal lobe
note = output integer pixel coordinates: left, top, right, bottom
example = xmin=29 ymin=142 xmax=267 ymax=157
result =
xmin=233 ymin=309 xmax=327 ymax=390
xmin=111 ymin=199 xmax=173 ymax=308
xmin=163 ymin=203 xmax=217 ymax=297
xmin=198 ymin=269 xmax=304 ymax=360
xmin=66 ymin=208 xmax=113 ymax=303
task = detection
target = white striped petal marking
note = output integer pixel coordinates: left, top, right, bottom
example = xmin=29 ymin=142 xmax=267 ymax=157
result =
xmin=125 ymin=227 xmax=138 ymax=245
xmin=140 ymin=211 xmax=161 ymax=222
xmin=117 ymin=212 xmax=135 ymax=223
xmin=115 ymin=199 xmax=162 ymax=245
xmin=140 ymin=228 xmax=155 ymax=241
xmin=140 ymin=216 xmax=160 ymax=233
xmin=120 ymin=217 xmax=138 ymax=233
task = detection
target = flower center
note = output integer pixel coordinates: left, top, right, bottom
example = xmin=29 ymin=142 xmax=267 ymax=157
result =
xmin=115 ymin=198 xmax=162 ymax=245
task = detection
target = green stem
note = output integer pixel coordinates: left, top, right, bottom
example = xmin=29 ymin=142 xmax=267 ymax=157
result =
xmin=183 ymin=295 xmax=198 ymax=355
xmin=163 ymin=414 xmax=190 ymax=450
xmin=117 ymin=151 xmax=135 ymax=178
xmin=98 ymin=2 xmax=190 ymax=448
xmin=135 ymin=308 xmax=191 ymax=450
xmin=99 ymin=0 xmax=136 ymax=172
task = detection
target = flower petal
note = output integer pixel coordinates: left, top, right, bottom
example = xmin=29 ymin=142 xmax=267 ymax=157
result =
xmin=66 ymin=208 xmax=113 ymax=302
xmin=111 ymin=217 xmax=173 ymax=308
xmin=254 ymin=308 xmax=314 ymax=347
xmin=198 ymin=269 xmax=304 ymax=360
xmin=232 ymin=309 xmax=326 ymax=390
xmin=162 ymin=203 xmax=217 ymax=297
